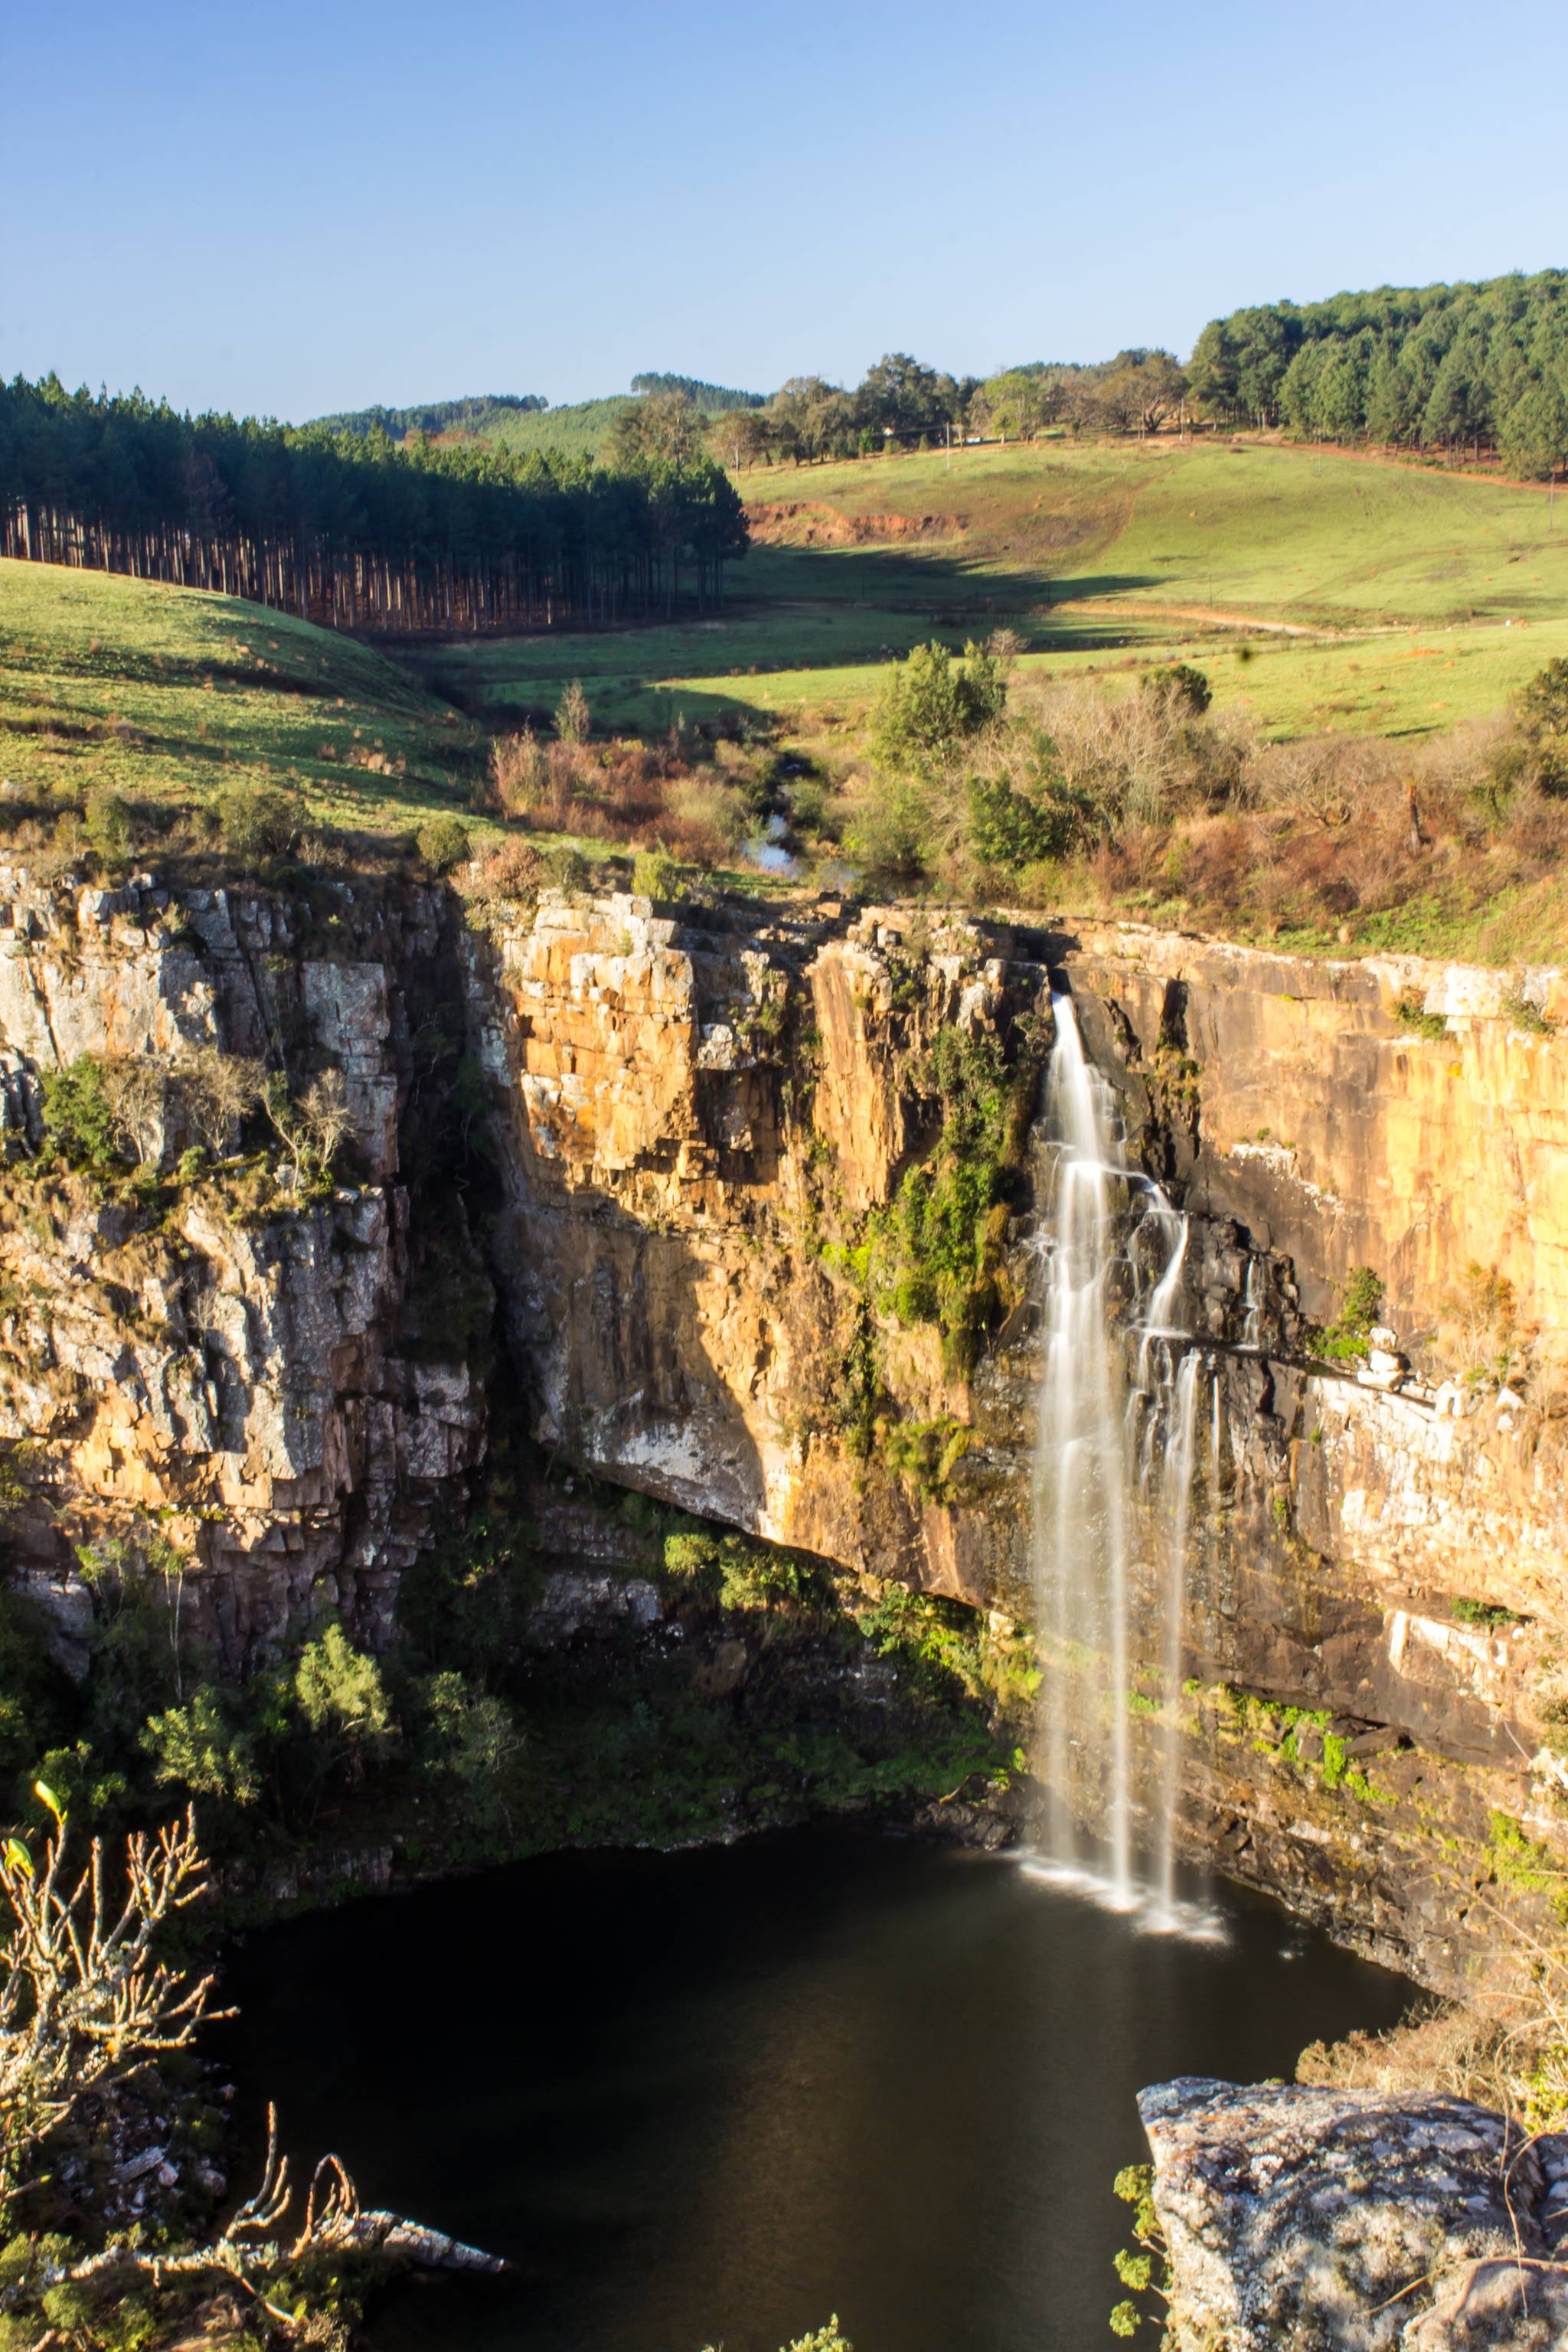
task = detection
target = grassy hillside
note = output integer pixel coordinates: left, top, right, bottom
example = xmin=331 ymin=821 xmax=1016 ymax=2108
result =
xmin=733 ymin=438 xmax=1568 ymax=623
xmin=443 ymin=395 xmax=636 ymax=465
xmin=420 ymin=438 xmax=1568 ymax=747
xmin=0 ymin=560 xmax=482 ymax=836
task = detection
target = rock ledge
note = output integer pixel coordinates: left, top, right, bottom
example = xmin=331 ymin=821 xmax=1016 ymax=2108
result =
xmin=1138 ymin=2076 xmax=1568 ymax=2348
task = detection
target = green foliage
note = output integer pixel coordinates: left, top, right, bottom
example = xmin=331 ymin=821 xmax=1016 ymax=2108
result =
xmin=663 ymin=1530 xmax=828 ymax=1614
xmin=1109 ymin=2162 xmax=1168 ymax=2338
xmin=1453 ymin=1596 xmax=1524 ymax=1628
xmin=217 ymin=782 xmax=301 ymax=862
xmin=418 ymin=1669 xmax=524 ymax=1843
xmin=879 ymin=1415 xmax=972 ymax=1502
xmin=2 ymin=374 xmax=750 ymax=632
xmin=1190 ymin=271 xmax=1568 ymax=469
xmin=294 ymin=1625 xmax=394 ymax=1763
xmin=1396 ymin=995 xmax=1449 ymax=1040
xmin=395 ymin=1506 xmax=544 ymax=1687
xmin=142 ymin=1684 xmax=260 ymax=1805
xmin=1311 ymin=1265 xmax=1385 ymax=1361
xmin=1143 ymin=662 xmax=1212 ymax=715
xmin=0 ymin=1589 xmax=74 ymax=1798
xmin=870 ymin=639 xmax=1005 ymax=782
xmin=83 ymin=785 xmax=135 ymax=865
xmin=1517 ymin=655 xmax=1568 ymax=794
xmin=867 ymin=1023 xmax=1037 ymax=1374
xmin=1501 ymin=986 xmax=1554 ymax=1034
xmin=632 ymin=844 xmax=681 ymax=901
xmin=541 ymin=841 xmax=590 ymax=893
xmin=415 ymin=815 xmax=472 ymax=873
xmin=966 ymin=751 xmax=1080 ymax=869
xmin=855 ymin=1583 xmax=991 ymax=1707
xmin=1489 ymin=1810 xmax=1568 ymax=1924
xmin=38 ymin=1056 xmax=119 ymax=1174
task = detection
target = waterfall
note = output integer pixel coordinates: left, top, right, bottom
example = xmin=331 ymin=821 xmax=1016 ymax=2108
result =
xmin=1156 ymin=1350 xmax=1200 ymax=1915
xmin=1029 ymin=990 xmax=1207 ymax=1926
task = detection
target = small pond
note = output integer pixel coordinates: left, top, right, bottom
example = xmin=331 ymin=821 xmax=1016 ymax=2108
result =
xmin=223 ymin=1830 xmax=1410 ymax=2352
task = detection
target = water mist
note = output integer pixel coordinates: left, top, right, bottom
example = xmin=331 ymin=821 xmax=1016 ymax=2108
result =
xmin=1027 ymin=990 xmax=1212 ymax=1929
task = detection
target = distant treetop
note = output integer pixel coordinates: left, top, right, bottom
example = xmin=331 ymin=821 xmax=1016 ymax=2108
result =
xmin=307 ymin=393 xmax=549 ymax=439
xmin=630 ymin=374 xmax=766 ymax=411
xmin=1187 ymin=269 xmax=1568 ymax=475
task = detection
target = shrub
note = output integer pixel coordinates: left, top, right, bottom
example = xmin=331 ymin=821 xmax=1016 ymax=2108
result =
xmin=83 ymin=787 xmax=135 ymax=867
xmin=490 ymin=725 xmax=544 ymax=815
xmin=555 ymin=680 xmax=591 ymax=746
xmin=632 ymin=844 xmax=681 ymax=901
xmin=1143 ymin=662 xmax=1212 ymax=716
xmin=1517 ymin=656 xmax=1568 ymax=794
xmin=967 ymin=758 xmax=1080 ymax=869
xmin=1312 ymin=1266 xmax=1386 ymax=1361
xmin=217 ymin=783 xmax=300 ymax=861
xmin=541 ymin=841 xmax=590 ymax=893
xmin=141 ymin=1685 xmax=260 ymax=1805
xmin=38 ymin=1056 xmax=119 ymax=1172
xmin=416 ymin=815 xmax=472 ymax=874
xmin=871 ymin=640 xmax=1005 ymax=781
xmin=1501 ymin=986 xmax=1553 ymax=1034
xmin=294 ymin=1624 xmax=394 ymax=1780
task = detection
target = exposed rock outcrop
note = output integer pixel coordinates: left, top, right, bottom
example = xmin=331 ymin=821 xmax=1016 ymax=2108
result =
xmin=1140 ymin=2076 xmax=1568 ymax=2350
xmin=466 ymin=889 xmax=1568 ymax=1987
xmin=2 ymin=862 xmax=1566 ymax=1988
xmin=0 ymin=867 xmax=486 ymax=1659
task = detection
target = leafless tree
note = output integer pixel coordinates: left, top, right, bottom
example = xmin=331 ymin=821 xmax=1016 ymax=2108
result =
xmin=0 ymin=1805 xmax=503 ymax=2327
xmin=263 ymin=1068 xmax=355 ymax=1189
xmin=100 ymin=1056 xmax=167 ymax=1165
xmin=173 ymin=1044 xmax=265 ymax=1159
xmin=0 ymin=1797 xmax=218 ymax=2206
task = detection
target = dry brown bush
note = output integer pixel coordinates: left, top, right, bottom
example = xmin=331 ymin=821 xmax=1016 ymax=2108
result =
xmin=488 ymin=727 xmax=544 ymax=818
xmin=1298 ymin=2001 xmax=1521 ymax=2109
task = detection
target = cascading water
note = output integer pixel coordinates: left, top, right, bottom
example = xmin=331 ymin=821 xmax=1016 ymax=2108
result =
xmin=1028 ymin=989 xmax=1213 ymax=1929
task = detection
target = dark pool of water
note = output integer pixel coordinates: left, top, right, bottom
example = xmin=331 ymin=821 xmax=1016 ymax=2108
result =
xmin=221 ymin=1831 xmax=1411 ymax=2352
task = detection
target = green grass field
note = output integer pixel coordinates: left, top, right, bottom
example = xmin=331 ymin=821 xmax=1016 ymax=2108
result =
xmin=731 ymin=437 xmax=1568 ymax=622
xmin=6 ymin=433 xmax=1568 ymax=874
xmin=0 ymin=559 xmax=481 ymax=835
xmin=414 ymin=439 xmax=1568 ymax=746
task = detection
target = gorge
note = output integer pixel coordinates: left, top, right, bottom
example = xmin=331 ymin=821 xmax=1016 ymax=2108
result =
xmin=1 ymin=857 xmax=1566 ymax=2342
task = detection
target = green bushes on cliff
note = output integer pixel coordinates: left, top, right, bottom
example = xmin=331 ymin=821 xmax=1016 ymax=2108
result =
xmin=866 ymin=1023 xmax=1041 ymax=1376
xmin=1308 ymin=1265 xmax=1385 ymax=1361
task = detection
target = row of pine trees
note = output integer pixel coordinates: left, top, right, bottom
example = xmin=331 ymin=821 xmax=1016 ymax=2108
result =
xmin=1187 ymin=269 xmax=1568 ymax=473
xmin=0 ymin=375 xmax=750 ymax=632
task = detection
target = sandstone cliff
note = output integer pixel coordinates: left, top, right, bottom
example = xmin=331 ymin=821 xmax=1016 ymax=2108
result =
xmin=2 ymin=861 xmax=1566 ymax=1988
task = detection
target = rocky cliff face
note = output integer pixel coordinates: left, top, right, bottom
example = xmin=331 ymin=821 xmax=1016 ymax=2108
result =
xmin=0 ymin=867 xmax=485 ymax=1661
xmin=2 ymin=863 xmax=1566 ymax=1989
xmin=466 ymin=887 xmax=1568 ymax=1988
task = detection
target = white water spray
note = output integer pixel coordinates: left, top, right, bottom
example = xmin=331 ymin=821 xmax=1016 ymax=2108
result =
xmin=1029 ymin=991 xmax=1210 ymax=1929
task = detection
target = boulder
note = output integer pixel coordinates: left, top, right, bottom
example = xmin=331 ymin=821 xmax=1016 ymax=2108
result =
xmin=1139 ymin=2077 xmax=1568 ymax=2350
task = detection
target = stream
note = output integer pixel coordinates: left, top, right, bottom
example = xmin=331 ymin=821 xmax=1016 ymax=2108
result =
xmin=223 ymin=1829 xmax=1408 ymax=2352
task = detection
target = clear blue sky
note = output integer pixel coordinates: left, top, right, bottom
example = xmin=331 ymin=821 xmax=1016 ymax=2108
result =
xmin=8 ymin=0 xmax=1566 ymax=423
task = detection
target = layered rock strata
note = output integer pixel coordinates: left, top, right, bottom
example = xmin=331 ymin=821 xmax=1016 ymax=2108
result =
xmin=0 ymin=868 xmax=485 ymax=1658
xmin=2 ymin=864 xmax=1566 ymax=1986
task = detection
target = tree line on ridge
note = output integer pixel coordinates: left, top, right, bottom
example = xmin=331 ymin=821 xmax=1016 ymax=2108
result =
xmin=0 ymin=374 xmax=749 ymax=633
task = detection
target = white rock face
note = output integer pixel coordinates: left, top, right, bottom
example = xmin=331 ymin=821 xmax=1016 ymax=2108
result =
xmin=0 ymin=871 xmax=485 ymax=1664
xmin=1140 ymin=2077 xmax=1568 ymax=2350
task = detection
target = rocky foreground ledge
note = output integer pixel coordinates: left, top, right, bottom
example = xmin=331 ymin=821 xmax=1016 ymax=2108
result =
xmin=1138 ymin=2079 xmax=1568 ymax=2349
